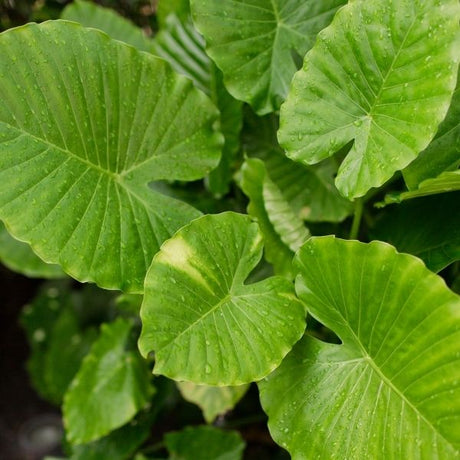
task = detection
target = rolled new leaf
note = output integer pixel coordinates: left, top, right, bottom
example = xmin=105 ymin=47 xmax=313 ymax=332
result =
xmin=0 ymin=21 xmax=222 ymax=292
xmin=139 ymin=212 xmax=306 ymax=385
xmin=259 ymin=237 xmax=460 ymax=458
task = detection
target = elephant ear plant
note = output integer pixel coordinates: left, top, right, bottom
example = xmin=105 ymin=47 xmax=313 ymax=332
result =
xmin=1 ymin=0 xmax=460 ymax=458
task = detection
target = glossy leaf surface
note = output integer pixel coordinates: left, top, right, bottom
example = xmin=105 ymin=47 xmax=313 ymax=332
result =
xmin=139 ymin=212 xmax=306 ymax=385
xmin=0 ymin=21 xmax=222 ymax=292
xmin=383 ymin=170 xmax=460 ymax=204
xmin=152 ymin=14 xmax=243 ymax=196
xmin=177 ymin=381 xmax=249 ymax=423
xmin=0 ymin=221 xmax=65 ymax=279
xmin=64 ymin=318 xmax=154 ymax=444
xmin=165 ymin=426 xmax=245 ymax=460
xmin=372 ymin=193 xmax=460 ymax=272
xmin=403 ymin=74 xmax=460 ymax=189
xmin=61 ymin=0 xmax=154 ymax=52
xmin=279 ymin=0 xmax=460 ymax=199
xmin=191 ymin=0 xmax=346 ymax=114
xmin=259 ymin=237 xmax=460 ymax=458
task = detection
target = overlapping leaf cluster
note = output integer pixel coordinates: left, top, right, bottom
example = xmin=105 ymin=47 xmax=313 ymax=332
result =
xmin=0 ymin=0 xmax=459 ymax=458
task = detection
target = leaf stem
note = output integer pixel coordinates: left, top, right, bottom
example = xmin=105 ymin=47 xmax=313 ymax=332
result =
xmin=349 ymin=198 xmax=363 ymax=240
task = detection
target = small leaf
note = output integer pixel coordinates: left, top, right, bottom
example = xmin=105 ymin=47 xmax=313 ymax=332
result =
xmin=165 ymin=426 xmax=245 ymax=460
xmin=0 ymin=21 xmax=222 ymax=292
xmin=382 ymin=170 xmax=460 ymax=205
xmin=240 ymin=158 xmax=296 ymax=277
xmin=190 ymin=0 xmax=346 ymax=114
xmin=139 ymin=212 xmax=306 ymax=385
xmin=403 ymin=73 xmax=460 ymax=189
xmin=371 ymin=193 xmax=460 ymax=272
xmin=64 ymin=318 xmax=154 ymax=444
xmin=279 ymin=0 xmax=460 ymax=199
xmin=61 ymin=0 xmax=154 ymax=52
xmin=259 ymin=237 xmax=460 ymax=458
xmin=177 ymin=382 xmax=249 ymax=423
xmin=0 ymin=220 xmax=65 ymax=279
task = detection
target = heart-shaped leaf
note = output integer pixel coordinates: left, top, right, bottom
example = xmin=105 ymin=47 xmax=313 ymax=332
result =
xmin=64 ymin=318 xmax=154 ymax=444
xmin=279 ymin=0 xmax=460 ymax=199
xmin=0 ymin=21 xmax=222 ymax=292
xmin=190 ymin=0 xmax=346 ymax=114
xmin=259 ymin=237 xmax=460 ymax=458
xmin=139 ymin=212 xmax=306 ymax=385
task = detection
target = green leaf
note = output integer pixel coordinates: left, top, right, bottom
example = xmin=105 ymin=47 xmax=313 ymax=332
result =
xmin=151 ymin=14 xmax=243 ymax=196
xmin=157 ymin=0 xmax=191 ymax=29
xmin=382 ymin=170 xmax=460 ymax=205
xmin=20 ymin=282 xmax=104 ymax=404
xmin=240 ymin=158 xmax=296 ymax=277
xmin=0 ymin=220 xmax=65 ymax=278
xmin=190 ymin=0 xmax=346 ymax=114
xmin=371 ymin=193 xmax=460 ymax=273
xmin=70 ymin=418 xmax=152 ymax=460
xmin=139 ymin=212 xmax=306 ymax=385
xmin=61 ymin=0 xmax=154 ymax=52
xmin=165 ymin=426 xmax=245 ymax=460
xmin=259 ymin=236 xmax=460 ymax=458
xmin=263 ymin=152 xmax=353 ymax=223
xmin=403 ymin=72 xmax=460 ymax=189
xmin=242 ymin=112 xmax=353 ymax=223
xmin=177 ymin=381 xmax=249 ymax=423
xmin=0 ymin=21 xmax=222 ymax=292
xmin=152 ymin=14 xmax=211 ymax=94
xmin=279 ymin=0 xmax=460 ymax=199
xmin=64 ymin=318 xmax=154 ymax=444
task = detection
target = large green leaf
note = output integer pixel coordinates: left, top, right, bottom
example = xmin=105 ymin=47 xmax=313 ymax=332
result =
xmin=177 ymin=381 xmax=249 ymax=423
xmin=165 ymin=426 xmax=245 ymax=460
xmin=403 ymin=73 xmax=460 ymax=189
xmin=259 ymin=237 xmax=460 ymax=458
xmin=382 ymin=170 xmax=460 ymax=205
xmin=139 ymin=212 xmax=306 ymax=385
xmin=279 ymin=0 xmax=460 ymax=199
xmin=0 ymin=220 xmax=65 ymax=278
xmin=61 ymin=0 xmax=154 ymax=52
xmin=0 ymin=21 xmax=222 ymax=292
xmin=152 ymin=14 xmax=243 ymax=196
xmin=190 ymin=0 xmax=346 ymax=114
xmin=64 ymin=318 xmax=154 ymax=444
xmin=372 ymin=193 xmax=460 ymax=273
